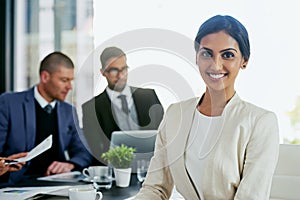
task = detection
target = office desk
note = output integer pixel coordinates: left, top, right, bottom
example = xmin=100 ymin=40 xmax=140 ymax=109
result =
xmin=98 ymin=174 xmax=141 ymax=200
xmin=9 ymin=174 xmax=141 ymax=200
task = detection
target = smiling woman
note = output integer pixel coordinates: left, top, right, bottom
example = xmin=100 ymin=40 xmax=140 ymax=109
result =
xmin=133 ymin=14 xmax=279 ymax=200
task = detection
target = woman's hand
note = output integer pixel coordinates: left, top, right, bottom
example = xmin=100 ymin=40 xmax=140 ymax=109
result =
xmin=0 ymin=152 xmax=28 ymax=176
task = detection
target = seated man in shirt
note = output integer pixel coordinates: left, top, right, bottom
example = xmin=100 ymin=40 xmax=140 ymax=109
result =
xmin=0 ymin=52 xmax=92 ymax=186
xmin=82 ymin=46 xmax=164 ymax=165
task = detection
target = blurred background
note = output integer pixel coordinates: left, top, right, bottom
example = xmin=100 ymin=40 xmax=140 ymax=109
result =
xmin=1 ymin=0 xmax=300 ymax=144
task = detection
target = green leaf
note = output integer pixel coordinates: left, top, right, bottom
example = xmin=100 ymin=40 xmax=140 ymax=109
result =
xmin=101 ymin=144 xmax=136 ymax=168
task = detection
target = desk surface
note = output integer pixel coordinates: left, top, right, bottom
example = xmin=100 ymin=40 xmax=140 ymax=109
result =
xmin=10 ymin=174 xmax=142 ymax=200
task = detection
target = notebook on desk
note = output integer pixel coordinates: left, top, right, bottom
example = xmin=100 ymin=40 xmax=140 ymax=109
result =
xmin=37 ymin=171 xmax=85 ymax=182
xmin=110 ymin=130 xmax=158 ymax=172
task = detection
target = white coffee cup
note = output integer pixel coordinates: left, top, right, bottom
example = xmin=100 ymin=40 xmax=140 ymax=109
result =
xmin=82 ymin=166 xmax=105 ymax=179
xmin=69 ymin=187 xmax=103 ymax=200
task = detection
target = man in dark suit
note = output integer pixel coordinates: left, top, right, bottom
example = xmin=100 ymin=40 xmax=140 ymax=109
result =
xmin=82 ymin=46 xmax=164 ymax=165
xmin=0 ymin=52 xmax=92 ymax=186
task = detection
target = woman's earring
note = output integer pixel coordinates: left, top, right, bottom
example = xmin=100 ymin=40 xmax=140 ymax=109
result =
xmin=242 ymin=65 xmax=246 ymax=69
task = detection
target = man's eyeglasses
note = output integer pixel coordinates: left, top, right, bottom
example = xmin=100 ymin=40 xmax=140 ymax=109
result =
xmin=104 ymin=66 xmax=129 ymax=76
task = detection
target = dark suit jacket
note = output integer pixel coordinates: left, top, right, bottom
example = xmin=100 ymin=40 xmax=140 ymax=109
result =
xmin=82 ymin=87 xmax=164 ymax=165
xmin=0 ymin=87 xmax=92 ymax=185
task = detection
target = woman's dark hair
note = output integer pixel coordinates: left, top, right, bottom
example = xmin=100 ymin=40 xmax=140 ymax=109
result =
xmin=194 ymin=15 xmax=250 ymax=61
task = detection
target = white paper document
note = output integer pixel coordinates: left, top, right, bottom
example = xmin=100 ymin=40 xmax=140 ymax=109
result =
xmin=0 ymin=184 xmax=93 ymax=200
xmin=37 ymin=171 xmax=84 ymax=182
xmin=5 ymin=135 xmax=52 ymax=164
xmin=0 ymin=185 xmax=70 ymax=200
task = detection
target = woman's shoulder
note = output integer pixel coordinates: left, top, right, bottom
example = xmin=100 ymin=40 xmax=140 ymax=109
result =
xmin=233 ymin=95 xmax=277 ymax=121
xmin=167 ymin=97 xmax=199 ymax=111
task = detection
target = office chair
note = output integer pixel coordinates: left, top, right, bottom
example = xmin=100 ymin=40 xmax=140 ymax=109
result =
xmin=269 ymin=144 xmax=300 ymax=200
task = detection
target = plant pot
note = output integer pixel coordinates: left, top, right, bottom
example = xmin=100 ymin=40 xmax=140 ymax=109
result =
xmin=114 ymin=168 xmax=132 ymax=187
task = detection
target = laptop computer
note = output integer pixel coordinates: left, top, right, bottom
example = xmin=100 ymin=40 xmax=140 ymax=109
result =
xmin=110 ymin=130 xmax=158 ymax=173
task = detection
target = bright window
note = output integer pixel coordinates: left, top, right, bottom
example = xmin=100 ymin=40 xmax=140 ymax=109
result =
xmin=14 ymin=0 xmax=94 ymax=106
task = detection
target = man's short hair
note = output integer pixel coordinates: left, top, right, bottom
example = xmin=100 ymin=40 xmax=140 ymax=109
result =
xmin=100 ymin=47 xmax=126 ymax=70
xmin=39 ymin=51 xmax=74 ymax=75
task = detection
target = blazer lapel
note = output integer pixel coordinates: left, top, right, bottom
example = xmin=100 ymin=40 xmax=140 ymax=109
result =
xmin=97 ymin=91 xmax=114 ymax=121
xmin=24 ymin=88 xmax=36 ymax=150
xmin=56 ymin=101 xmax=67 ymax=159
xmin=166 ymin=97 xmax=201 ymax=199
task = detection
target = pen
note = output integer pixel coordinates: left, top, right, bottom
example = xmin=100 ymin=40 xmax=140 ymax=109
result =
xmin=4 ymin=160 xmax=18 ymax=165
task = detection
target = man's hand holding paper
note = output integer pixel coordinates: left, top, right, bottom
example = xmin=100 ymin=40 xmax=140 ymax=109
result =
xmin=5 ymin=135 xmax=53 ymax=165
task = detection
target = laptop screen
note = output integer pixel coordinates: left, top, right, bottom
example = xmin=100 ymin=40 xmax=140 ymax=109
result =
xmin=110 ymin=130 xmax=158 ymax=172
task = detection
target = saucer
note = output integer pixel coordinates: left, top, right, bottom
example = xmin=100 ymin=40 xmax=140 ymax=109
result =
xmin=82 ymin=177 xmax=94 ymax=183
xmin=82 ymin=176 xmax=115 ymax=183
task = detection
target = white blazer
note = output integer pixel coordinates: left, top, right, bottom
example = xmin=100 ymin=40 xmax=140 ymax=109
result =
xmin=135 ymin=94 xmax=279 ymax=200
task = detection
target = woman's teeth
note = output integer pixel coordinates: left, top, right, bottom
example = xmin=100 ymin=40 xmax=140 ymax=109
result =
xmin=209 ymin=73 xmax=225 ymax=79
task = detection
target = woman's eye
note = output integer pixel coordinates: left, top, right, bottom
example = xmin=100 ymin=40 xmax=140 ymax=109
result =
xmin=222 ymin=52 xmax=235 ymax=59
xmin=200 ymin=51 xmax=212 ymax=58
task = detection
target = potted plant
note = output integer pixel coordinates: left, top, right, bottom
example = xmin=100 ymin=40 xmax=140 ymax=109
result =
xmin=101 ymin=144 xmax=136 ymax=187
